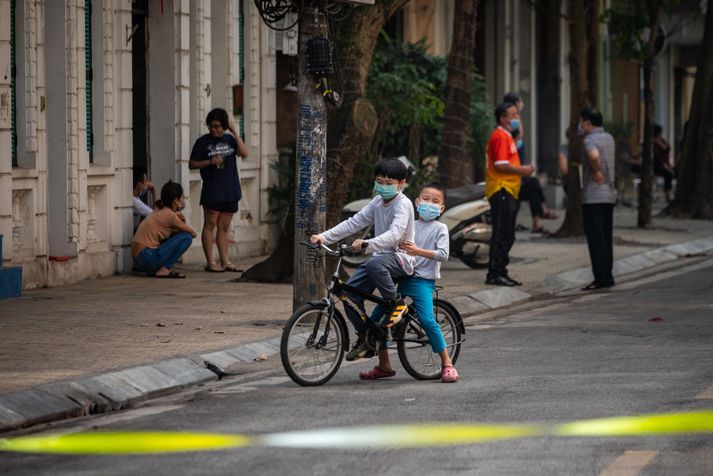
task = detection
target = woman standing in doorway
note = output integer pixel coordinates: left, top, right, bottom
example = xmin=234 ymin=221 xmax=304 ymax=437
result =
xmin=189 ymin=108 xmax=249 ymax=272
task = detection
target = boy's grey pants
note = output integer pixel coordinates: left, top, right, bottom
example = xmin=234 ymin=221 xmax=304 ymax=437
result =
xmin=343 ymin=253 xmax=409 ymax=335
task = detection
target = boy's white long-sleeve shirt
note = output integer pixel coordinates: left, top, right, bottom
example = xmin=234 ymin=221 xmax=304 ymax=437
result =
xmin=412 ymin=219 xmax=449 ymax=280
xmin=320 ymin=193 xmax=415 ymax=274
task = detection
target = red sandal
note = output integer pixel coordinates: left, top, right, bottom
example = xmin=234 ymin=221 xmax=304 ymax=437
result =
xmin=441 ymin=366 xmax=459 ymax=383
xmin=359 ymin=366 xmax=396 ymax=380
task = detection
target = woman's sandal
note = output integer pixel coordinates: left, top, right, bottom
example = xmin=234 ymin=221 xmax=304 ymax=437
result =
xmin=358 ymin=366 xmax=396 ymax=380
xmin=531 ymin=226 xmax=548 ymax=234
xmin=541 ymin=210 xmax=559 ymax=219
xmin=441 ymin=365 xmax=459 ymax=383
xmin=155 ymin=271 xmax=186 ymax=279
xmin=222 ymin=262 xmax=243 ymax=273
xmin=204 ymin=262 xmax=224 ymax=273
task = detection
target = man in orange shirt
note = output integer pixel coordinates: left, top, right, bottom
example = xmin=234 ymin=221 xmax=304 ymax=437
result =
xmin=485 ymin=102 xmax=535 ymax=286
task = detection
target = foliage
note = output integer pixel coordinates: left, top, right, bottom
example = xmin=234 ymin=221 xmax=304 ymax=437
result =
xmin=346 ymin=32 xmax=492 ymax=200
xmin=367 ymin=33 xmax=447 ymax=158
xmin=403 ymin=156 xmax=439 ymax=201
xmin=601 ymin=0 xmax=675 ymax=61
xmin=467 ymin=72 xmax=492 ymax=174
xmin=266 ymin=153 xmax=294 ymax=228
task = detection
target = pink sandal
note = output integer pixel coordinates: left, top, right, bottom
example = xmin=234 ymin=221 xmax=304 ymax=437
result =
xmin=441 ymin=365 xmax=459 ymax=383
xmin=359 ymin=366 xmax=396 ymax=380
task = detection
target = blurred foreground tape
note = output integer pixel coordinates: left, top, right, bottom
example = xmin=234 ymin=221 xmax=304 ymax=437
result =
xmin=555 ymin=410 xmax=713 ymax=437
xmin=2 ymin=409 xmax=713 ymax=455
xmin=0 ymin=432 xmax=252 ymax=455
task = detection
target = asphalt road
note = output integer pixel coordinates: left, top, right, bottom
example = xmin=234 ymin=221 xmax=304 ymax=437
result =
xmin=2 ymin=259 xmax=713 ymax=475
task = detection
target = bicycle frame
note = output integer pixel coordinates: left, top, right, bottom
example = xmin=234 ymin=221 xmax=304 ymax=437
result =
xmin=302 ymin=242 xmax=453 ymax=350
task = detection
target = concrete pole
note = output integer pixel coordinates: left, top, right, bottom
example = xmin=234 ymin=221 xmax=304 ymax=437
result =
xmin=293 ymin=8 xmax=328 ymax=311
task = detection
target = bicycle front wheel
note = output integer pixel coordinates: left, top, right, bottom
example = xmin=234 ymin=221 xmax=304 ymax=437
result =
xmin=397 ymin=299 xmax=463 ymax=380
xmin=280 ymin=304 xmax=348 ymax=386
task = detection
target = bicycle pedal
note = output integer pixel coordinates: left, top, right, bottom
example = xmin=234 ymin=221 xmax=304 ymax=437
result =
xmin=385 ymin=304 xmax=407 ymax=328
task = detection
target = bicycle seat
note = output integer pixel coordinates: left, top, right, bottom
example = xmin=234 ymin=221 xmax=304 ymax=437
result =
xmin=445 ymin=183 xmax=486 ymax=208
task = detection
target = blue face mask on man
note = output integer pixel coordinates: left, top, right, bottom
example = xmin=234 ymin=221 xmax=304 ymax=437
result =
xmin=374 ymin=181 xmax=399 ymax=200
xmin=416 ymin=202 xmax=442 ymax=221
xmin=577 ymin=123 xmax=585 ymax=136
xmin=510 ymin=118 xmax=521 ymax=132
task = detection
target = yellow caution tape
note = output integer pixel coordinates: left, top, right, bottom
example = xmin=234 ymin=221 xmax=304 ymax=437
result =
xmin=554 ymin=409 xmax=713 ymax=437
xmin=259 ymin=423 xmax=541 ymax=449
xmin=2 ymin=409 xmax=713 ymax=455
xmin=0 ymin=432 xmax=252 ymax=455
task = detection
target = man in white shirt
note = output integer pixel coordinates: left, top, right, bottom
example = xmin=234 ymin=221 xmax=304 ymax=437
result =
xmin=133 ymin=167 xmax=156 ymax=231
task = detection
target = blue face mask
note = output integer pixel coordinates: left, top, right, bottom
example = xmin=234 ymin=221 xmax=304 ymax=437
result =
xmin=374 ymin=181 xmax=399 ymax=200
xmin=577 ymin=123 xmax=585 ymax=136
xmin=416 ymin=202 xmax=442 ymax=221
xmin=510 ymin=118 xmax=521 ymax=132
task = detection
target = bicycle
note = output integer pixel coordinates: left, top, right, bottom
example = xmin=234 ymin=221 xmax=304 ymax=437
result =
xmin=280 ymin=242 xmax=465 ymax=386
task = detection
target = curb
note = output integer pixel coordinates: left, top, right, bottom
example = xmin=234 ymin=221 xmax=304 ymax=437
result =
xmin=453 ymin=235 xmax=713 ymax=319
xmin=0 ymin=358 xmax=217 ymax=433
xmin=2 ymin=236 xmax=712 ymax=433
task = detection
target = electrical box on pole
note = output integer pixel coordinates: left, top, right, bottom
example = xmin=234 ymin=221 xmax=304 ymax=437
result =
xmin=293 ymin=8 xmax=329 ymax=311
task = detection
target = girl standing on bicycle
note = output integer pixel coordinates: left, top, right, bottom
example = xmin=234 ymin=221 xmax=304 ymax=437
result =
xmin=360 ymin=183 xmax=459 ymax=383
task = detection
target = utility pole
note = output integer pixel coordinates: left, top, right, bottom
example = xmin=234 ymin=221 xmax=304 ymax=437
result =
xmin=293 ymin=7 xmax=328 ymax=311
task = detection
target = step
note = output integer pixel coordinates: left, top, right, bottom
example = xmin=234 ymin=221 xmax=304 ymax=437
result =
xmin=0 ymin=266 xmax=22 ymax=299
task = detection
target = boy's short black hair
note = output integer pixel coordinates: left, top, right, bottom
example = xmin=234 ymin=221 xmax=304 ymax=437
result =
xmin=374 ymin=157 xmax=409 ymax=181
xmin=503 ymin=91 xmax=522 ymax=105
xmin=494 ymin=102 xmax=515 ymax=125
xmin=653 ymin=124 xmax=663 ymax=136
xmin=133 ymin=166 xmax=147 ymax=188
xmin=580 ymin=107 xmax=604 ymax=127
xmin=420 ymin=182 xmax=447 ymax=204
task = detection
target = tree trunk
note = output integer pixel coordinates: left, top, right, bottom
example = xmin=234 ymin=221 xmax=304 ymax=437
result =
xmin=243 ymin=1 xmax=408 ymax=284
xmin=555 ymin=0 xmax=595 ymax=237
xmin=240 ymin=202 xmax=296 ymax=283
xmin=438 ymin=0 xmax=478 ymax=188
xmin=637 ymin=0 xmax=665 ymax=228
xmin=326 ymin=0 xmax=411 ymax=228
xmin=670 ymin=2 xmax=713 ymax=219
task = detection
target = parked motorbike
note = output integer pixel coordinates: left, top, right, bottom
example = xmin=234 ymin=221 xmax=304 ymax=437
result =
xmin=340 ymin=182 xmax=491 ymax=269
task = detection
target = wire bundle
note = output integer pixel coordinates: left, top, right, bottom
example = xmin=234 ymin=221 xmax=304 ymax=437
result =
xmin=253 ymin=0 xmax=301 ymax=31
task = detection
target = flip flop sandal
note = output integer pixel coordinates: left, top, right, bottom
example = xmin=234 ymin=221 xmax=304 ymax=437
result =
xmin=359 ymin=366 xmax=396 ymax=380
xmin=222 ymin=263 xmax=243 ymax=272
xmin=531 ymin=226 xmax=548 ymax=234
xmin=441 ymin=365 xmax=459 ymax=383
xmin=204 ymin=262 xmax=224 ymax=273
xmin=156 ymin=271 xmax=186 ymax=279
xmin=542 ymin=211 xmax=559 ymax=219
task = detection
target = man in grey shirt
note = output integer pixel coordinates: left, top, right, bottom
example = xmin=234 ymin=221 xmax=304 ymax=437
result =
xmin=579 ymin=108 xmax=616 ymax=290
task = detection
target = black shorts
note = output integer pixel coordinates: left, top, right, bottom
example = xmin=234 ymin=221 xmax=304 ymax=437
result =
xmin=204 ymin=201 xmax=239 ymax=213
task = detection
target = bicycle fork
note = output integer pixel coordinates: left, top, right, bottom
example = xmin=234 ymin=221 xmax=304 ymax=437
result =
xmin=308 ymin=298 xmax=334 ymax=350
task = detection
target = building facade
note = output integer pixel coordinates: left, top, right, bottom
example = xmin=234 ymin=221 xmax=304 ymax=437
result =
xmin=0 ymin=0 xmax=279 ymax=289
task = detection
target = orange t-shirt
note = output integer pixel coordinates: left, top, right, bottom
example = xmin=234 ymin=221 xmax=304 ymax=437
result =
xmin=485 ymin=126 xmax=522 ymax=199
xmin=131 ymin=207 xmax=184 ymax=254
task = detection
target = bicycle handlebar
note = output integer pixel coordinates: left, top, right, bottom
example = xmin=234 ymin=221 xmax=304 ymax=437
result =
xmin=300 ymin=241 xmax=341 ymax=256
xmin=299 ymin=240 xmax=368 ymax=256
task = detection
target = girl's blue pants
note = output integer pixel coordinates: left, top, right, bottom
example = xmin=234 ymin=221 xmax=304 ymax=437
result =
xmin=370 ymin=276 xmax=447 ymax=354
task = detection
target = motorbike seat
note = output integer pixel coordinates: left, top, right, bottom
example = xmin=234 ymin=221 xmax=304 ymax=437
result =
xmin=445 ymin=183 xmax=486 ymax=209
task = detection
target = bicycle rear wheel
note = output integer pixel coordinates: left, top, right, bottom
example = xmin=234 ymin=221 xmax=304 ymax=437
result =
xmin=397 ymin=299 xmax=463 ymax=380
xmin=280 ymin=303 xmax=348 ymax=386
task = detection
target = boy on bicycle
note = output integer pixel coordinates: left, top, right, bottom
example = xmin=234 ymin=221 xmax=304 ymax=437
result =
xmin=360 ymin=182 xmax=459 ymax=383
xmin=310 ymin=158 xmax=415 ymax=361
